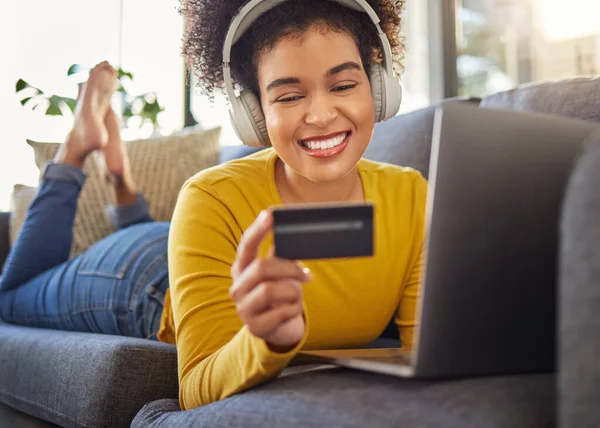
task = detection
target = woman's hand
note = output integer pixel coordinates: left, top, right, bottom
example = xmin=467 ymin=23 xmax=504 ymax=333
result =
xmin=229 ymin=210 xmax=312 ymax=352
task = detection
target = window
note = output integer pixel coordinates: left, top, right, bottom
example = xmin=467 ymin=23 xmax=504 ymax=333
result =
xmin=455 ymin=0 xmax=600 ymax=97
xmin=400 ymin=1 xmax=432 ymax=112
xmin=0 ymin=0 xmax=184 ymax=210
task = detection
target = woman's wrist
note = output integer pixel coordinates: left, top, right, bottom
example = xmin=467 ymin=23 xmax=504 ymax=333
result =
xmin=266 ymin=341 xmax=298 ymax=354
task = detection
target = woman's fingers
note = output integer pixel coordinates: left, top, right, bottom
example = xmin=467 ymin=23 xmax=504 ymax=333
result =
xmin=246 ymin=303 xmax=303 ymax=339
xmin=231 ymin=210 xmax=272 ymax=279
xmin=236 ymin=279 xmax=302 ymax=319
xmin=229 ymin=211 xmax=310 ymax=347
xmin=229 ymin=258 xmax=311 ymax=301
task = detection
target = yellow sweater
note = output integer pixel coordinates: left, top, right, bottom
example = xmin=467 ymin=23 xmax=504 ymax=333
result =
xmin=161 ymin=148 xmax=427 ymax=410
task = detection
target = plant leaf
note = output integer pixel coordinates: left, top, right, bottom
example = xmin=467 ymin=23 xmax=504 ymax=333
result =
xmin=46 ymin=104 xmax=62 ymax=116
xmin=46 ymin=95 xmax=64 ymax=116
xmin=143 ymin=99 xmax=164 ymax=115
xmin=122 ymin=104 xmax=133 ymax=119
xmin=22 ymin=95 xmax=48 ymax=111
xmin=67 ymin=64 xmax=83 ymax=76
xmin=117 ymin=68 xmax=134 ymax=81
xmin=15 ymin=79 xmax=29 ymax=92
xmin=63 ymin=97 xmax=77 ymax=112
xmin=20 ymin=96 xmax=33 ymax=106
xmin=16 ymin=79 xmax=44 ymax=95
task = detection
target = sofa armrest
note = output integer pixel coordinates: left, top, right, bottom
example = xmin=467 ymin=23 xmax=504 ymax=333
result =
xmin=0 ymin=212 xmax=9 ymax=270
xmin=559 ymin=130 xmax=600 ymax=428
xmin=0 ymin=322 xmax=178 ymax=428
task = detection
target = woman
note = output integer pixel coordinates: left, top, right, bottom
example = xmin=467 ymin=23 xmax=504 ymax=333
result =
xmin=171 ymin=0 xmax=425 ymax=410
xmin=0 ymin=61 xmax=169 ymax=340
xmin=0 ymin=0 xmax=425 ymax=411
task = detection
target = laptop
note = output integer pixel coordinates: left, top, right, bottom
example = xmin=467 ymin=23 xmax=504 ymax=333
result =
xmin=295 ymin=103 xmax=599 ymax=378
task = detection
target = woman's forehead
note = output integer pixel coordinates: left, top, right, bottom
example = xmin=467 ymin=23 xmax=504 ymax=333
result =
xmin=257 ymin=28 xmax=363 ymax=83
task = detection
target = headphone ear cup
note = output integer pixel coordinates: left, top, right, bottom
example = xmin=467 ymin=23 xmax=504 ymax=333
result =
xmin=369 ymin=63 xmax=402 ymax=121
xmin=239 ymin=91 xmax=270 ymax=146
xmin=369 ymin=64 xmax=386 ymax=122
xmin=381 ymin=70 xmax=402 ymax=120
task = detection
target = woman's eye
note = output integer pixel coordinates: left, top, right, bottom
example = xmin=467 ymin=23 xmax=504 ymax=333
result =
xmin=332 ymin=84 xmax=357 ymax=92
xmin=276 ymin=96 xmax=303 ymax=103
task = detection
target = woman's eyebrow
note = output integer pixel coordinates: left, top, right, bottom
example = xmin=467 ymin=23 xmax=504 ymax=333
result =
xmin=266 ymin=77 xmax=301 ymax=92
xmin=326 ymin=61 xmax=362 ymax=77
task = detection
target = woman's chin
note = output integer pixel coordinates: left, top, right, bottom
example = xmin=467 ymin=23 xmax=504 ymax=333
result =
xmin=299 ymin=163 xmax=356 ymax=185
xmin=277 ymin=138 xmax=366 ymax=186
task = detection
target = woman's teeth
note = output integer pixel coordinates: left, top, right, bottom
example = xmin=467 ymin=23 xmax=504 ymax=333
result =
xmin=301 ymin=133 xmax=347 ymax=150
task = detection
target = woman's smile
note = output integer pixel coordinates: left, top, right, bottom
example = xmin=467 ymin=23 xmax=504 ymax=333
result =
xmin=297 ymin=131 xmax=351 ymax=158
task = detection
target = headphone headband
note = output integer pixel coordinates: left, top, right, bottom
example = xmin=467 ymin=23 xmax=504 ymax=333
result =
xmin=222 ymin=0 xmax=395 ymax=91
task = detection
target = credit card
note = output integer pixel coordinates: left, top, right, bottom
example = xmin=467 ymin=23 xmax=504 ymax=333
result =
xmin=272 ymin=202 xmax=374 ymax=260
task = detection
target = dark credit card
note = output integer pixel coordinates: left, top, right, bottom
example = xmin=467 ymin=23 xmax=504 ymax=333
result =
xmin=272 ymin=202 xmax=374 ymax=260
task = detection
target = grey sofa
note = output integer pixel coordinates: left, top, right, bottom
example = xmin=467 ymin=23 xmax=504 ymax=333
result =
xmin=0 ymin=76 xmax=599 ymax=428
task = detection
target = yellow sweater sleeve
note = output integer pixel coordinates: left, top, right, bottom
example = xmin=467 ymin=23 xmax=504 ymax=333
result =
xmin=395 ymin=173 xmax=428 ymax=348
xmin=168 ymin=180 xmax=308 ymax=410
xmin=396 ymin=242 xmax=424 ymax=348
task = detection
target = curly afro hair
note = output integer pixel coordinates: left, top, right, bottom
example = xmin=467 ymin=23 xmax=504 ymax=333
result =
xmin=180 ymin=0 xmax=405 ymax=98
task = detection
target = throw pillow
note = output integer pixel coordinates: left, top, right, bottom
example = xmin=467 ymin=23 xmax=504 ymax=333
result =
xmin=10 ymin=127 xmax=220 ymax=258
xmin=9 ymin=184 xmax=38 ymax=246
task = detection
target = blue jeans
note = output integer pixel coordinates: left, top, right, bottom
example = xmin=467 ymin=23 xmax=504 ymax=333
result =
xmin=0 ymin=163 xmax=169 ymax=340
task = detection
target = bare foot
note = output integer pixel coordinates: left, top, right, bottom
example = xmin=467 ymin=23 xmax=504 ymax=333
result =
xmin=101 ymin=108 xmax=138 ymax=205
xmin=75 ymin=61 xmax=117 ymax=149
xmin=102 ymin=108 xmax=127 ymax=177
xmin=54 ymin=61 xmax=117 ymax=168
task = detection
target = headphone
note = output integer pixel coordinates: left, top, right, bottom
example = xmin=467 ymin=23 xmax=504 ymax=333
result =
xmin=222 ymin=0 xmax=403 ymax=147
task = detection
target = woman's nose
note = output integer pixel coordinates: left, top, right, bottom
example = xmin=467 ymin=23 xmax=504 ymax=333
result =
xmin=304 ymin=93 xmax=338 ymax=128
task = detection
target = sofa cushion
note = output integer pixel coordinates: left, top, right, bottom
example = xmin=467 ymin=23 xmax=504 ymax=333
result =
xmin=219 ymin=145 xmax=265 ymax=164
xmin=133 ymin=366 xmax=553 ymax=428
xmin=559 ymin=130 xmax=600 ymax=428
xmin=0 ymin=321 xmax=178 ymax=428
xmin=10 ymin=127 xmax=221 ymax=258
xmin=481 ymin=76 xmax=600 ymax=123
xmin=364 ymin=98 xmax=480 ymax=179
xmin=0 ymin=402 xmax=59 ymax=428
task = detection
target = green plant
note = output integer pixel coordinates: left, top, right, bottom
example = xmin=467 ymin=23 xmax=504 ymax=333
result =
xmin=15 ymin=64 xmax=164 ymax=129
